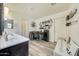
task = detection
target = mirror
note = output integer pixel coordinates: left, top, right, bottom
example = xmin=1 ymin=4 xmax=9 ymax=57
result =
xmin=4 ymin=19 xmax=14 ymax=29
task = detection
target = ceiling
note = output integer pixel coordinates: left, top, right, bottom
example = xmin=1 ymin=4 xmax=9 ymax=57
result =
xmin=4 ymin=3 xmax=70 ymax=20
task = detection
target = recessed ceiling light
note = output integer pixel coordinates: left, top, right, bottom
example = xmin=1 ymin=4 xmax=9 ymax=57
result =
xmin=50 ymin=3 xmax=56 ymax=6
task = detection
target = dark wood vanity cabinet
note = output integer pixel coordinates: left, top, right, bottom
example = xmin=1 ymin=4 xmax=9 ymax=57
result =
xmin=0 ymin=41 xmax=29 ymax=56
xmin=0 ymin=48 xmax=10 ymax=56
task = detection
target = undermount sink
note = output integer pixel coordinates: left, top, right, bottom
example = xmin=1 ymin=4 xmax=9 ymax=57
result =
xmin=6 ymin=34 xmax=17 ymax=41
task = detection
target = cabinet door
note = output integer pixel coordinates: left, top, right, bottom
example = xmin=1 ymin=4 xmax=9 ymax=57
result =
xmin=0 ymin=48 xmax=11 ymax=56
xmin=9 ymin=41 xmax=28 ymax=56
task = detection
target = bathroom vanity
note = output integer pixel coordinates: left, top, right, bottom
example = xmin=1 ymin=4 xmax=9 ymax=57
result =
xmin=0 ymin=33 xmax=29 ymax=56
xmin=0 ymin=3 xmax=29 ymax=56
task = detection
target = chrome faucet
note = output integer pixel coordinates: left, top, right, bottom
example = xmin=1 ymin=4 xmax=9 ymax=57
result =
xmin=4 ymin=31 xmax=8 ymax=41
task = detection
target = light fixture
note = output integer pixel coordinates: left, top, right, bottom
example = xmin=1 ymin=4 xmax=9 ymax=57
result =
xmin=50 ymin=3 xmax=56 ymax=6
xmin=4 ymin=7 xmax=9 ymax=17
xmin=4 ymin=7 xmax=12 ymax=20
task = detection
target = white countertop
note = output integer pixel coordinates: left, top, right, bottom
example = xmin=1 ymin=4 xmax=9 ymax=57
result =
xmin=0 ymin=33 xmax=29 ymax=50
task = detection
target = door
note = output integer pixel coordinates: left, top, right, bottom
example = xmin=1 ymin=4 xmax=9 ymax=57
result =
xmin=0 ymin=3 xmax=4 ymax=35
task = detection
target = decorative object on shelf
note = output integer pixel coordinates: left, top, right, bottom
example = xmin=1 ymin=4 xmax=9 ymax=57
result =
xmin=39 ymin=18 xmax=53 ymax=30
xmin=66 ymin=36 xmax=71 ymax=44
xmin=66 ymin=36 xmax=72 ymax=55
xmin=66 ymin=47 xmax=72 ymax=55
xmin=31 ymin=22 xmax=36 ymax=27
xmin=66 ymin=22 xmax=71 ymax=26
xmin=66 ymin=9 xmax=77 ymax=21
xmin=66 ymin=9 xmax=78 ymax=26
xmin=66 ymin=20 xmax=78 ymax=26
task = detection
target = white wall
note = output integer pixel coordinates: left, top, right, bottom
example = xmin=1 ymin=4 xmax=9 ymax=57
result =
xmin=13 ymin=19 xmax=29 ymax=38
xmin=68 ymin=4 xmax=79 ymax=46
xmin=55 ymin=16 xmax=66 ymax=42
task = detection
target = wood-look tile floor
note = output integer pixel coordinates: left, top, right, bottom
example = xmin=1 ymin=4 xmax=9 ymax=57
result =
xmin=29 ymin=40 xmax=56 ymax=56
